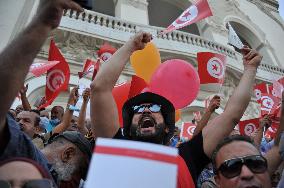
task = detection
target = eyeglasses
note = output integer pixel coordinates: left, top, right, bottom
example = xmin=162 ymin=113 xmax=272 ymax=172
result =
xmin=216 ymin=155 xmax=267 ymax=179
xmin=132 ymin=104 xmax=161 ymax=113
xmin=0 ymin=179 xmax=54 ymax=188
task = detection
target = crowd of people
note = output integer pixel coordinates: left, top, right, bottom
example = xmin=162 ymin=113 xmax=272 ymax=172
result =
xmin=0 ymin=0 xmax=283 ymax=188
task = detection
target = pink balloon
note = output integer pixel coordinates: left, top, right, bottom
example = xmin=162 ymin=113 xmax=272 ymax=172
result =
xmin=149 ymin=59 xmax=200 ymax=109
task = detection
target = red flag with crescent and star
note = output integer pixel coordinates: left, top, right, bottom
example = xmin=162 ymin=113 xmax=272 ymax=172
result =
xmin=197 ymin=52 xmax=226 ymax=85
xmin=180 ymin=122 xmax=196 ymax=140
xmin=254 ymin=83 xmax=270 ymax=102
xmin=39 ymin=40 xmax=70 ymax=109
xmin=239 ymin=118 xmax=260 ymax=137
xmin=78 ymin=59 xmax=95 ymax=79
xmin=162 ymin=0 xmax=212 ymax=34
xmin=259 ymin=94 xmax=280 ymax=116
xmin=97 ymin=43 xmax=117 ymax=63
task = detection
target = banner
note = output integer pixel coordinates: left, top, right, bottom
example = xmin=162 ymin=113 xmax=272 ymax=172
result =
xmin=85 ymin=138 xmax=178 ymax=188
xmin=162 ymin=0 xmax=212 ymax=34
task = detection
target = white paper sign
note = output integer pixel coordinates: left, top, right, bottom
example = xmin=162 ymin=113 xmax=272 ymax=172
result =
xmin=228 ymin=22 xmax=244 ymax=49
xmin=85 ymin=138 xmax=178 ymax=188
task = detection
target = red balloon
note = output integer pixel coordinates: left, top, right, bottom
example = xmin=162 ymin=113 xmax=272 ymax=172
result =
xmin=112 ymin=82 xmax=131 ymax=127
xmin=149 ymin=59 xmax=200 ymax=109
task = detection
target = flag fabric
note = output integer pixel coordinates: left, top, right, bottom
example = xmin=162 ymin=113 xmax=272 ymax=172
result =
xmin=227 ymin=22 xmax=244 ymax=49
xmin=238 ymin=118 xmax=259 ymax=137
xmin=112 ymin=82 xmax=131 ymax=127
xmin=29 ymin=60 xmax=60 ymax=77
xmin=91 ymin=59 xmax=100 ymax=81
xmin=193 ymin=111 xmax=202 ymax=121
xmin=162 ymin=0 xmax=212 ymax=34
xmin=97 ymin=43 xmax=117 ymax=63
xmin=254 ymin=83 xmax=270 ymax=102
xmin=128 ymin=75 xmax=148 ymax=99
xmin=197 ymin=52 xmax=226 ymax=84
xmin=39 ymin=40 xmax=70 ymax=109
xmin=264 ymin=122 xmax=279 ymax=140
xmin=180 ymin=122 xmax=196 ymax=140
xmin=260 ymin=94 xmax=280 ymax=116
xmin=78 ymin=59 xmax=95 ymax=79
xmin=272 ymin=79 xmax=284 ymax=99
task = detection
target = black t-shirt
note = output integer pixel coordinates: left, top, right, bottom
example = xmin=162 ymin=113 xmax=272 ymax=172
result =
xmin=113 ymin=128 xmax=211 ymax=185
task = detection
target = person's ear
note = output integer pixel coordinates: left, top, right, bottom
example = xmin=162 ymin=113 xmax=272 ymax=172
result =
xmin=165 ymin=127 xmax=169 ymax=133
xmin=61 ymin=146 xmax=76 ymax=163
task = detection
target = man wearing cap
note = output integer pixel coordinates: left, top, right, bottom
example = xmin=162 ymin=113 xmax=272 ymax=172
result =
xmin=42 ymin=131 xmax=92 ymax=188
xmin=90 ymin=32 xmax=263 ymax=186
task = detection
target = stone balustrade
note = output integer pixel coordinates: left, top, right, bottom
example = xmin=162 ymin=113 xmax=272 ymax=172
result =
xmin=61 ymin=9 xmax=284 ymax=79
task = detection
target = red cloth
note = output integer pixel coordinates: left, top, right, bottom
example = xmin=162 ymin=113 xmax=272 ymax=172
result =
xmin=39 ymin=40 xmax=70 ymax=108
xmin=197 ymin=52 xmax=226 ymax=85
xmin=239 ymin=118 xmax=259 ymax=136
xmin=177 ymin=155 xmax=195 ymax=188
xmin=180 ymin=122 xmax=196 ymax=140
xmin=78 ymin=59 xmax=95 ymax=79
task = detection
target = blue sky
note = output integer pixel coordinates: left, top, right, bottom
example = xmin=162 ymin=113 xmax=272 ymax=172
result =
xmin=280 ymin=0 xmax=284 ymax=19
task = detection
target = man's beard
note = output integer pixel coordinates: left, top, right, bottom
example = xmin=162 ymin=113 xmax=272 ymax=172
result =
xmin=129 ymin=114 xmax=166 ymax=144
xmin=51 ymin=157 xmax=76 ymax=182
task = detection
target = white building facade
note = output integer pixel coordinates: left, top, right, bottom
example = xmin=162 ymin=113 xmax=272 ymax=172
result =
xmin=1 ymin=0 xmax=284 ymax=123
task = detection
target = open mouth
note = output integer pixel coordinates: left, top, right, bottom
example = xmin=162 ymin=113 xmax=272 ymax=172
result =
xmin=138 ymin=115 xmax=156 ymax=132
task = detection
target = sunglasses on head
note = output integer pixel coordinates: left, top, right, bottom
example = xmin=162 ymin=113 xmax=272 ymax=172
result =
xmin=216 ymin=155 xmax=267 ymax=179
xmin=132 ymin=104 xmax=161 ymax=113
xmin=0 ymin=179 xmax=54 ymax=188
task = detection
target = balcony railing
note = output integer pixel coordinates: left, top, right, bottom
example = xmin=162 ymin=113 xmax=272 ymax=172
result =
xmin=60 ymin=9 xmax=284 ymax=80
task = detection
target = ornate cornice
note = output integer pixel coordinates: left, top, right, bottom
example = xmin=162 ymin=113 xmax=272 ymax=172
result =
xmin=246 ymin=0 xmax=284 ymax=30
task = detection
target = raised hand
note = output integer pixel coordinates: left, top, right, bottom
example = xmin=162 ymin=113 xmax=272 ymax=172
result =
xmin=207 ymin=95 xmax=221 ymax=112
xmin=68 ymin=87 xmax=79 ymax=105
xmin=34 ymin=0 xmax=83 ymax=29
xmin=259 ymin=115 xmax=272 ymax=129
xmin=125 ymin=31 xmax=152 ymax=53
xmin=82 ymin=88 xmax=91 ymax=102
xmin=241 ymin=46 xmax=263 ymax=70
xmin=19 ymin=84 xmax=28 ymax=96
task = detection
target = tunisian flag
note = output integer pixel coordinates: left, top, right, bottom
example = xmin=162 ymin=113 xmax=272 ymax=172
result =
xmin=180 ymin=122 xmax=196 ymax=140
xmin=39 ymin=40 xmax=70 ymax=109
xmin=78 ymin=59 xmax=95 ymax=79
xmin=239 ymin=118 xmax=259 ymax=137
xmin=197 ymin=52 xmax=226 ymax=84
xmin=29 ymin=60 xmax=60 ymax=77
xmin=97 ymin=43 xmax=117 ymax=63
xmin=254 ymin=83 xmax=270 ymax=102
xmin=162 ymin=0 xmax=212 ymax=34
xmin=259 ymin=94 xmax=280 ymax=116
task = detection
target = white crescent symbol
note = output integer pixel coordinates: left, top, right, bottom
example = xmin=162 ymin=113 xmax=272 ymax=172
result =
xmin=101 ymin=52 xmax=112 ymax=62
xmin=172 ymin=5 xmax=198 ymax=28
xmin=187 ymin=125 xmax=196 ymax=136
xmin=46 ymin=69 xmax=65 ymax=92
xmin=87 ymin=65 xmax=94 ymax=73
xmin=244 ymin=123 xmax=256 ymax=136
xmin=207 ymin=57 xmax=224 ymax=79
xmin=261 ymin=96 xmax=274 ymax=111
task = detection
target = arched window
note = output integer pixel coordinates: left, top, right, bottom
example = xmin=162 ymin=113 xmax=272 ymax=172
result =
xmin=148 ymin=0 xmax=200 ymax=36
